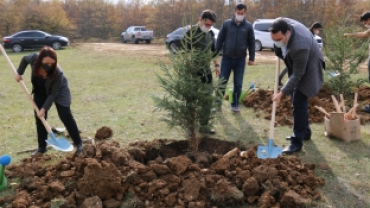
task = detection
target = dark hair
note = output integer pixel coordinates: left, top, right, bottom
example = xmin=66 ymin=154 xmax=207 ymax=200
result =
xmin=360 ymin=11 xmax=370 ymax=21
xmin=201 ymin=10 xmax=217 ymax=23
xmin=268 ymin=18 xmax=290 ymax=34
xmin=311 ymin=22 xmax=322 ymax=30
xmin=33 ymin=46 xmax=57 ymax=79
xmin=235 ymin=3 xmax=247 ymax=11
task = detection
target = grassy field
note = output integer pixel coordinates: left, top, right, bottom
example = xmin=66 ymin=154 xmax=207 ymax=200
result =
xmin=0 ymin=43 xmax=369 ymax=207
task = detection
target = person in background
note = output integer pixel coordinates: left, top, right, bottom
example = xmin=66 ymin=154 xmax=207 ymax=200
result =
xmin=215 ymin=3 xmax=255 ymax=113
xmin=278 ymin=22 xmax=323 ymax=86
xmin=185 ymin=9 xmax=218 ymax=134
xmin=269 ymin=18 xmax=325 ymax=154
xmin=15 ymin=46 xmax=83 ymax=156
xmin=344 ymin=11 xmax=370 ymax=82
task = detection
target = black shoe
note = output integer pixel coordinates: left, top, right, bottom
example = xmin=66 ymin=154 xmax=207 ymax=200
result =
xmin=286 ymin=134 xmax=311 ymax=141
xmin=31 ymin=147 xmax=47 ymax=157
xmin=282 ymin=144 xmax=302 ymax=154
xmin=362 ymin=105 xmax=370 ymax=113
xmin=76 ymin=144 xmax=83 ymax=155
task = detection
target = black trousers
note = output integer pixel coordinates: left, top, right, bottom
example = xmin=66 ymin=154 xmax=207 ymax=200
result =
xmin=33 ymin=93 xmax=82 ymax=148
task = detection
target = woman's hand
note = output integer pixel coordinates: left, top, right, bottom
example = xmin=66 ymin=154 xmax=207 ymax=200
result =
xmin=14 ymin=74 xmax=22 ymax=82
xmin=37 ymin=108 xmax=46 ymax=119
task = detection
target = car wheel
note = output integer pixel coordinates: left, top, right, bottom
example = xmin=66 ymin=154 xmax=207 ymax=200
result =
xmin=169 ymin=42 xmax=178 ymax=54
xmin=145 ymin=40 xmax=151 ymax=44
xmin=132 ymin=36 xmax=139 ymax=44
xmin=12 ymin=44 xmax=23 ymax=52
xmin=255 ymin=40 xmax=262 ymax=51
xmin=121 ymin=36 xmax=127 ymax=43
xmin=52 ymin=42 xmax=61 ymax=50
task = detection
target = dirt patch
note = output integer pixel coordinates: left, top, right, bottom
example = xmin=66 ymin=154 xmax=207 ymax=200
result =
xmin=1 ymin=138 xmax=325 ymax=208
xmin=242 ymin=86 xmax=370 ymax=126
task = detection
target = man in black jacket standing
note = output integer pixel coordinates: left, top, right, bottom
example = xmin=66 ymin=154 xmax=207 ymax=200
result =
xmin=216 ymin=3 xmax=255 ymax=113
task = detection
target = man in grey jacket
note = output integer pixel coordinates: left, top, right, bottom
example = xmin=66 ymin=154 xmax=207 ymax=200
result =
xmin=269 ymin=18 xmax=324 ymax=154
xmin=215 ymin=3 xmax=255 ymax=113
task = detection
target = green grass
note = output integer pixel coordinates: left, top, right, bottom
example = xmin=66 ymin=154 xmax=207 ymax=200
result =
xmin=0 ymin=44 xmax=369 ymax=207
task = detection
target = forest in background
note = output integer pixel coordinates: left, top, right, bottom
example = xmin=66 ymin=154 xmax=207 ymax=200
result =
xmin=0 ymin=0 xmax=369 ymax=41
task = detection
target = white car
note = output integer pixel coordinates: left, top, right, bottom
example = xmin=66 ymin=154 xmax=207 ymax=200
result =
xmin=253 ymin=19 xmax=323 ymax=51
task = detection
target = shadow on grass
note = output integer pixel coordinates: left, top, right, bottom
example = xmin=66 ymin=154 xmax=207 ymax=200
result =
xmin=216 ymin=108 xmax=260 ymax=148
xmin=300 ymin=136 xmax=370 ymax=208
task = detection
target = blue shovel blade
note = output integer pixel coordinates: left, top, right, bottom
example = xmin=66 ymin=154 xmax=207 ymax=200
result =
xmin=257 ymin=139 xmax=282 ymax=159
xmin=46 ymin=132 xmax=73 ymax=152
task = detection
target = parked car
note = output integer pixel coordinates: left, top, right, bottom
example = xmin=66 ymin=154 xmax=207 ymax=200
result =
xmin=253 ymin=19 xmax=323 ymax=51
xmin=165 ymin=26 xmax=219 ymax=54
xmin=2 ymin=30 xmax=69 ymax=52
xmin=121 ymin=26 xmax=154 ymax=44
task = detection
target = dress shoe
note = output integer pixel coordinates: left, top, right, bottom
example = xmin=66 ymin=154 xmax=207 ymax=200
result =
xmin=31 ymin=147 xmax=47 ymax=157
xmin=76 ymin=144 xmax=83 ymax=155
xmin=286 ymin=134 xmax=311 ymax=141
xmin=282 ymin=144 xmax=302 ymax=154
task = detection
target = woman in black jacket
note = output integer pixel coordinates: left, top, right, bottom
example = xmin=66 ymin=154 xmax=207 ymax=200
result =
xmin=15 ymin=46 xmax=83 ymax=156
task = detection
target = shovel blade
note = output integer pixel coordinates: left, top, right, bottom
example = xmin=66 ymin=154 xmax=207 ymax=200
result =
xmin=257 ymin=139 xmax=282 ymax=159
xmin=46 ymin=132 xmax=73 ymax=152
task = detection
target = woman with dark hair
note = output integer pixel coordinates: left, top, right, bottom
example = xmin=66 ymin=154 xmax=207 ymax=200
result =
xmin=15 ymin=46 xmax=83 ymax=156
xmin=310 ymin=22 xmax=323 ymax=35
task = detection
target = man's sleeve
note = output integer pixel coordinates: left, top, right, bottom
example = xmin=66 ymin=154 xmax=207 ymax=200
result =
xmin=281 ymin=49 xmax=309 ymax=95
xmin=248 ymin=25 xmax=255 ymax=61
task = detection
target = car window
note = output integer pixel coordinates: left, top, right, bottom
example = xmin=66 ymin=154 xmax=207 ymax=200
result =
xmin=14 ymin=32 xmax=33 ymax=38
xmin=254 ymin=23 xmax=273 ymax=32
xmin=141 ymin=28 xmax=146 ymax=31
xmin=134 ymin=28 xmax=140 ymax=31
xmin=32 ymin=32 xmax=46 ymax=38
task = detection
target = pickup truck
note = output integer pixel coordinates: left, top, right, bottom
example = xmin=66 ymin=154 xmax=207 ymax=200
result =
xmin=121 ymin=26 xmax=154 ymax=44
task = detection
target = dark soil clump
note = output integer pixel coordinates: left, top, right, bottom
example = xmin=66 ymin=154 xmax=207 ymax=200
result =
xmin=1 ymin=139 xmax=325 ymax=208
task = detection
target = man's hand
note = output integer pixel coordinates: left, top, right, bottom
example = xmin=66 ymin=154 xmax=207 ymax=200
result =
xmin=37 ymin=108 xmax=46 ymax=119
xmin=15 ymin=74 xmax=22 ymax=82
xmin=248 ymin=61 xmax=254 ymax=65
xmin=272 ymin=92 xmax=284 ymax=105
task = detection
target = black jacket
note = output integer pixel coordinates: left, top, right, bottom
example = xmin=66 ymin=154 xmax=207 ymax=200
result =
xmin=17 ymin=54 xmax=71 ymax=110
xmin=216 ymin=17 xmax=255 ymax=61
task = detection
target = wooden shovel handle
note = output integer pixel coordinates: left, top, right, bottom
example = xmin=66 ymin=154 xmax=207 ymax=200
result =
xmin=269 ymin=57 xmax=280 ymax=139
xmin=331 ymin=95 xmax=342 ymax=113
xmin=314 ymin=106 xmax=331 ymax=118
xmin=0 ymin=45 xmax=52 ymax=133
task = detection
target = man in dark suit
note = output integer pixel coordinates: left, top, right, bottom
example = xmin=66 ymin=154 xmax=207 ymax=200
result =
xmin=269 ymin=18 xmax=325 ymax=154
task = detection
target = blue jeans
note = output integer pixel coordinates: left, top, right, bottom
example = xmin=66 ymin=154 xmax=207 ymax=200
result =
xmin=292 ymin=89 xmax=311 ymax=146
xmin=220 ymin=56 xmax=246 ymax=107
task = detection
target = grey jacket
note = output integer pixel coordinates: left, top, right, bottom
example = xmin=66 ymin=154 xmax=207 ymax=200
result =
xmin=17 ymin=54 xmax=71 ymax=110
xmin=274 ymin=18 xmax=324 ymax=98
xmin=216 ymin=16 xmax=255 ymax=61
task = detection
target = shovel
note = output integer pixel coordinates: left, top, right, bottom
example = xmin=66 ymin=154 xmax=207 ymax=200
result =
xmin=0 ymin=45 xmax=73 ymax=152
xmin=257 ymin=57 xmax=283 ymax=159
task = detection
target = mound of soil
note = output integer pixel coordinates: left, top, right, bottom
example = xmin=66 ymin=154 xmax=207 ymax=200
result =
xmin=1 ymin=138 xmax=325 ymax=208
xmin=242 ymin=86 xmax=370 ymax=126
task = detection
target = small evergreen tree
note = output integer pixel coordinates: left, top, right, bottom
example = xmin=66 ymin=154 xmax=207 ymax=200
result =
xmin=324 ymin=15 xmax=369 ymax=97
xmin=153 ymin=25 xmax=223 ymax=151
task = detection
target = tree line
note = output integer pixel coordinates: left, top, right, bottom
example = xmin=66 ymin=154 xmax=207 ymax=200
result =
xmin=0 ymin=0 xmax=369 ymax=41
